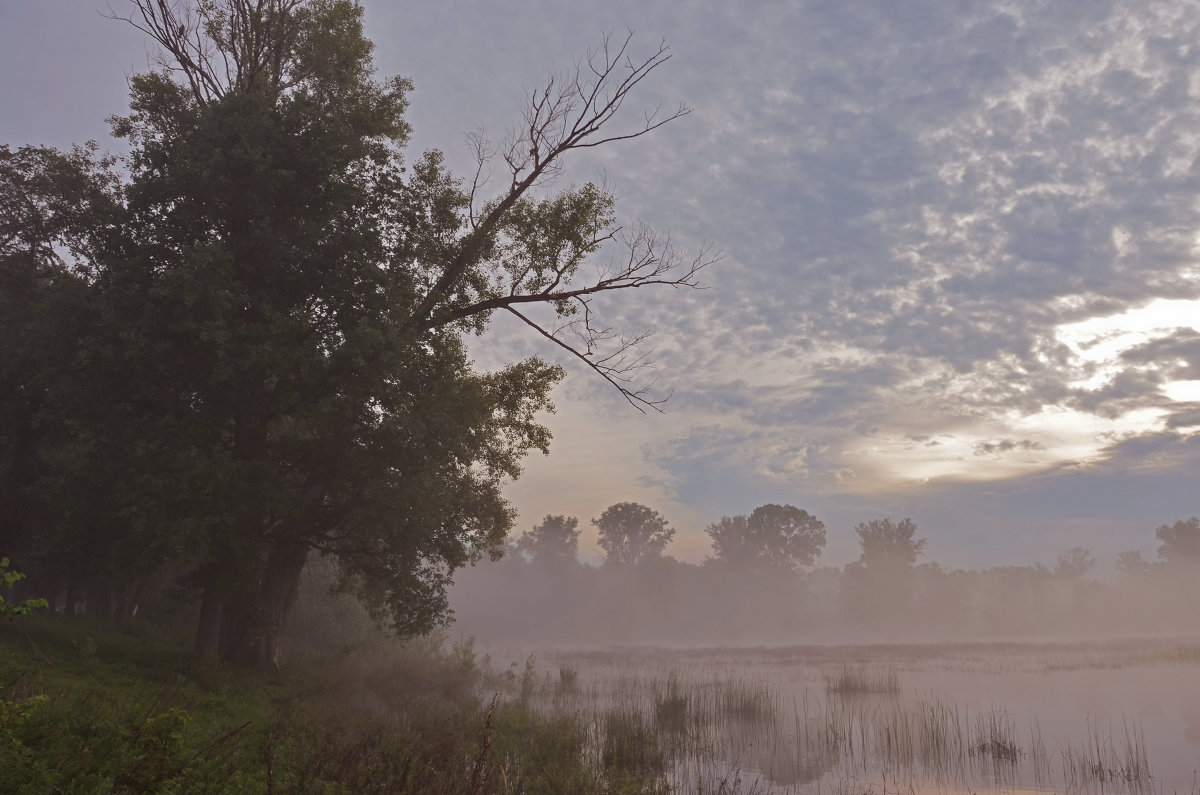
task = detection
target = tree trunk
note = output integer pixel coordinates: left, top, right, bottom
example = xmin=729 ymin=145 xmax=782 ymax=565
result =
xmin=194 ymin=583 xmax=224 ymax=657
xmin=116 ymin=576 xmax=148 ymax=621
xmin=64 ymin=580 xmax=82 ymax=617
xmin=85 ymin=579 xmax=113 ymax=620
xmin=220 ymin=541 xmax=308 ymax=671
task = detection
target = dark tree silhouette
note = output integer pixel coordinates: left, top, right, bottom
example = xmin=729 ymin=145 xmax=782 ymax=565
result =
xmin=854 ymin=518 xmax=926 ymax=569
xmin=593 ymin=502 xmax=674 ymax=566
xmin=514 ymin=515 xmax=581 ymax=565
xmin=1156 ymin=517 xmax=1200 ymax=567
xmin=5 ymin=0 xmax=710 ymax=668
xmin=705 ymin=504 xmax=825 ymax=573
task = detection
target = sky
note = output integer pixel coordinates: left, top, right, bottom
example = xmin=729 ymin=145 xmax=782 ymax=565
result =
xmin=3 ymin=0 xmax=1200 ymax=570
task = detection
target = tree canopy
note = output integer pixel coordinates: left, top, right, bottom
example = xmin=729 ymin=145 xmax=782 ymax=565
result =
xmin=853 ymin=518 xmax=926 ymax=570
xmin=0 ymin=0 xmax=708 ymax=667
xmin=514 ymin=515 xmax=581 ymax=566
xmin=1155 ymin=517 xmax=1200 ymax=567
xmin=593 ymin=502 xmax=674 ymax=566
xmin=705 ymin=503 xmax=825 ymax=573
xmin=1053 ymin=546 xmax=1095 ymax=579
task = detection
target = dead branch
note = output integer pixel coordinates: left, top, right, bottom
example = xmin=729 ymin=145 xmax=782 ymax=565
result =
xmin=406 ymin=31 xmax=692 ymax=334
xmin=506 ymin=306 xmax=669 ymax=413
xmin=105 ymin=0 xmax=307 ymax=105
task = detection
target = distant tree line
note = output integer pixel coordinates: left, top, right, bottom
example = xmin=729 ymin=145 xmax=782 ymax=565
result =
xmin=450 ymin=506 xmax=1200 ymax=645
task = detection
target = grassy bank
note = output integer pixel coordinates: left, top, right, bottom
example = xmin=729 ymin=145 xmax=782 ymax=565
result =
xmin=0 ymin=616 xmax=662 ymax=794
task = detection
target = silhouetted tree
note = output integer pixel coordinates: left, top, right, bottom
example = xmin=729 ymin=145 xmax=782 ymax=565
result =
xmin=1053 ymin=546 xmax=1095 ymax=579
xmin=514 ymin=515 xmax=581 ymax=565
xmin=841 ymin=518 xmax=927 ymax=630
xmin=593 ymin=502 xmax=673 ymax=566
xmin=4 ymin=0 xmax=709 ymax=669
xmin=705 ymin=503 xmax=825 ymax=573
xmin=854 ymin=518 xmax=926 ymax=569
xmin=1155 ymin=517 xmax=1200 ymax=567
xmin=1116 ymin=550 xmax=1154 ymax=578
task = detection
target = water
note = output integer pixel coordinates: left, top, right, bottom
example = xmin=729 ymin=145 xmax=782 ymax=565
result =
xmin=487 ymin=639 xmax=1200 ymax=794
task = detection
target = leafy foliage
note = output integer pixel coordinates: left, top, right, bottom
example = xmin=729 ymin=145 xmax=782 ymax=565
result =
xmin=2 ymin=0 xmax=703 ymax=665
xmin=514 ymin=515 xmax=582 ymax=565
xmin=1054 ymin=546 xmax=1096 ymax=579
xmin=593 ymin=502 xmax=674 ymax=566
xmin=705 ymin=503 xmax=825 ymax=573
xmin=0 ymin=559 xmax=48 ymax=619
xmin=853 ymin=517 xmax=927 ymax=570
xmin=1155 ymin=517 xmax=1200 ymax=566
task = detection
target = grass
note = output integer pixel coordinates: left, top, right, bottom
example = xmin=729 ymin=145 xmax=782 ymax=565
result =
xmin=714 ymin=675 xmax=776 ymax=723
xmin=0 ymin=616 xmax=661 ymax=794
xmin=520 ymin=643 xmax=1179 ymax=795
xmin=652 ymin=673 xmax=690 ymax=733
xmin=14 ymin=624 xmax=1166 ymax=794
xmin=1059 ymin=718 xmax=1152 ymax=788
xmin=968 ymin=706 xmax=1021 ymax=765
xmin=824 ymin=666 xmax=900 ymax=696
xmin=601 ymin=706 xmax=666 ymax=775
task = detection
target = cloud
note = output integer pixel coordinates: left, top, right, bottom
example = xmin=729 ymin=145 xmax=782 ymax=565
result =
xmin=10 ymin=0 xmax=1200 ymax=566
xmin=973 ymin=439 xmax=1047 ymax=457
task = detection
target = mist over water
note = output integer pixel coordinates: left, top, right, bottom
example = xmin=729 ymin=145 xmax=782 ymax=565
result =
xmin=448 ymin=548 xmax=1200 ymax=648
xmin=441 ymin=530 xmax=1200 ymax=794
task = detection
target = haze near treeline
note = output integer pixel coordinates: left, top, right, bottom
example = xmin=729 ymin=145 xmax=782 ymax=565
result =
xmin=449 ymin=506 xmax=1200 ymax=646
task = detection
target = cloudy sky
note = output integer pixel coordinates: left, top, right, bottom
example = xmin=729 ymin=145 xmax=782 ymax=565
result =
xmin=4 ymin=0 xmax=1200 ymax=569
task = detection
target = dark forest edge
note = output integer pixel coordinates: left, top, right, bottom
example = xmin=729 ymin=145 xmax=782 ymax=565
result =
xmin=1 ymin=0 xmax=711 ymax=671
xmin=0 ymin=593 xmax=672 ymax=794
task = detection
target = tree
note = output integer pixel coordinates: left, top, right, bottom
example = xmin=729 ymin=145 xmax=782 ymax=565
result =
xmin=1053 ymin=546 xmax=1095 ymax=579
xmin=705 ymin=504 xmax=825 ymax=573
xmin=593 ymin=502 xmax=674 ymax=566
xmin=5 ymin=0 xmax=710 ymax=668
xmin=1155 ymin=517 xmax=1200 ymax=567
xmin=841 ymin=518 xmax=926 ymax=628
xmin=0 ymin=558 xmax=48 ymax=619
xmin=853 ymin=518 xmax=926 ymax=569
xmin=1116 ymin=550 xmax=1154 ymax=579
xmin=514 ymin=515 xmax=581 ymax=565
xmin=0 ymin=143 xmax=125 ymax=609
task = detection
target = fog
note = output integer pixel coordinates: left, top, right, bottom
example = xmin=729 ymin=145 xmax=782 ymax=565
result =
xmin=280 ymin=514 xmax=1200 ymax=794
xmin=446 ymin=518 xmax=1200 ymax=648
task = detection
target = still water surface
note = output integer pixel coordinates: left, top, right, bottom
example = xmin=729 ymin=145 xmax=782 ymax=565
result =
xmin=497 ymin=639 xmax=1200 ymax=794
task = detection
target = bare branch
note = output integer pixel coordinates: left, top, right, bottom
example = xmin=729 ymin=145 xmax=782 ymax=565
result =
xmin=506 ymin=306 xmax=668 ymax=414
xmin=464 ymin=128 xmax=494 ymax=230
xmin=105 ymin=0 xmax=307 ymax=105
xmin=442 ymin=232 xmax=717 ymax=324
xmin=405 ymin=31 xmax=693 ymax=336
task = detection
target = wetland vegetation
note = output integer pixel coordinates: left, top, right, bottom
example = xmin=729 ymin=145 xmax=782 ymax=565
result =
xmin=489 ymin=640 xmax=1200 ymax=794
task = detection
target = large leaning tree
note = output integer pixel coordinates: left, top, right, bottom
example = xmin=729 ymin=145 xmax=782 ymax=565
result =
xmin=0 ymin=0 xmax=712 ymax=668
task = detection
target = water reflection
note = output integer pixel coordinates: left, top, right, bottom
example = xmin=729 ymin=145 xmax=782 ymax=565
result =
xmin=503 ymin=639 xmax=1200 ymax=794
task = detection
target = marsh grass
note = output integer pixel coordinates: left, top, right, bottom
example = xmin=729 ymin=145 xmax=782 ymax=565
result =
xmin=601 ymin=705 xmax=666 ymax=773
xmin=653 ymin=673 xmax=691 ymax=733
xmin=714 ymin=675 xmax=776 ymax=722
xmin=1059 ymin=718 xmax=1152 ymax=788
xmin=558 ymin=664 xmax=579 ymax=692
xmin=523 ymin=642 xmax=1177 ymax=795
xmin=968 ymin=706 xmax=1021 ymax=764
xmin=825 ymin=667 xmax=900 ymax=696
